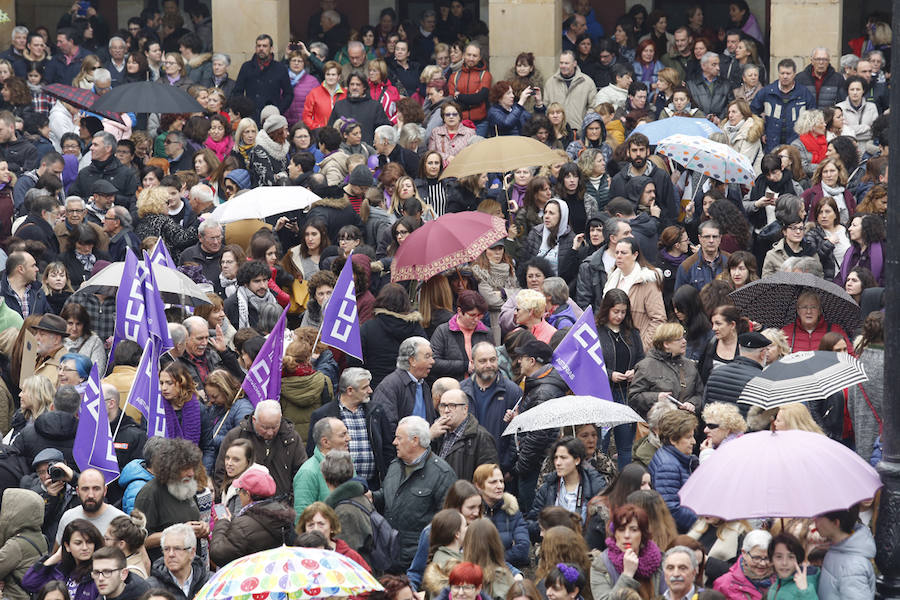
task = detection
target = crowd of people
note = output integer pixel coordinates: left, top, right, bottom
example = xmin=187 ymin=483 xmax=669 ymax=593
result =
xmin=0 ymin=0 xmax=889 ymax=600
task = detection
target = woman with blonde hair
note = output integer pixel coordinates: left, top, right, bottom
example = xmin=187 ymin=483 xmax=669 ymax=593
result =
xmin=651 ymin=67 xmax=682 ymax=115
xmin=204 ymin=369 xmax=253 ymax=450
xmin=471 ymin=244 xmax=520 ymax=345
xmin=231 ymin=117 xmax=258 ymax=168
xmin=629 ymin=323 xmax=703 ymax=418
xmin=392 ymin=175 xmax=436 ymax=221
xmin=773 ymin=403 xmax=825 ymax=434
xmin=134 ymin=187 xmax=196 ymax=261
xmin=104 ymin=510 xmax=150 ymax=578
xmin=158 ymin=52 xmax=190 ymax=89
xmin=461 ymin=519 xmax=515 ymax=600
xmin=546 ymin=103 xmax=574 ymax=149
xmin=4 ymin=375 xmax=54 ymax=444
xmin=42 ymin=261 xmax=74 ymax=315
xmin=791 ymin=109 xmax=828 ymax=177
xmin=72 ymin=54 xmax=101 ymax=89
xmin=419 ymin=274 xmax=455 ymax=337
xmin=698 ymin=402 xmax=747 ymax=463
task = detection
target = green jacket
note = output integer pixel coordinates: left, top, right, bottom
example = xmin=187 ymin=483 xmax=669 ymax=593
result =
xmin=293 ymin=447 xmax=330 ymax=519
xmin=0 ymin=488 xmax=48 ymax=600
xmin=280 ymin=372 xmax=332 ymax=445
xmin=767 ymin=573 xmax=820 ymax=600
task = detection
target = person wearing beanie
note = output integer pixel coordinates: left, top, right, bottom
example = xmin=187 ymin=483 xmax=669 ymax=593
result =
xmin=248 ymin=114 xmax=291 ymax=187
xmin=345 ymin=164 xmax=374 ymax=214
xmin=327 ymin=72 xmax=392 ymax=145
xmin=223 ymin=168 xmax=251 ymax=197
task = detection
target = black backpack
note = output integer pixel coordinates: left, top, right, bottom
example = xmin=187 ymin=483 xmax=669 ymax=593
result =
xmin=338 ymin=499 xmax=399 ymax=571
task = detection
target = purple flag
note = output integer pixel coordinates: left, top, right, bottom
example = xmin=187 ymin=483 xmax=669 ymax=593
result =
xmin=241 ymin=305 xmax=289 ymax=406
xmin=149 ymin=238 xmax=177 ymax=269
xmin=142 ymin=251 xmax=174 ymax=352
xmin=112 ymin=248 xmax=151 ymax=353
xmin=551 ymin=305 xmax=614 ymax=399
xmin=319 ymin=254 xmax=363 ymax=360
xmin=126 ymin=338 xmax=161 ymax=424
xmin=73 ymin=364 xmax=120 ymax=483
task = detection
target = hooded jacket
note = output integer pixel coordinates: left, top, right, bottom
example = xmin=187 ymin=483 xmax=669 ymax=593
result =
xmin=328 ymin=95 xmax=392 ymax=145
xmin=609 ymin=160 xmax=679 ymax=227
xmin=209 ymin=499 xmax=296 ymax=567
xmin=248 ymin=128 xmax=290 ymax=187
xmin=565 ymin=112 xmax=612 ymax=165
xmin=305 ymin=195 xmax=364 ymax=244
xmin=280 ymin=371 xmax=333 ymax=454
xmin=519 ymin=198 xmax=578 ymax=282
xmin=355 ymin=309 xmax=427 ymax=390
xmin=13 ymin=411 xmax=78 ymax=467
xmin=482 ymin=493 xmax=530 ymax=567
xmin=119 ymin=459 xmax=154 ymax=515
xmin=0 ymin=488 xmax=48 ymax=600
xmin=324 ymin=480 xmax=375 ymax=556
xmin=817 ymin=524 xmax=876 ymax=600
xmin=514 ymin=365 xmax=570 ymax=477
xmin=429 ymin=313 xmax=492 ymax=381
xmin=543 ymin=66 xmax=597 ymax=130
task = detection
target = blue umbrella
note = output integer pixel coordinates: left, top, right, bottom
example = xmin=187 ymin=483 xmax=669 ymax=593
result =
xmin=630 ymin=116 xmax=723 ymax=144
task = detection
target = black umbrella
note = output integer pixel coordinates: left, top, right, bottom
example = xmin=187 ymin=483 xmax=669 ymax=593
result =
xmin=729 ymin=271 xmax=861 ymax=333
xmin=90 ymin=81 xmax=205 ymax=114
xmin=738 ymin=351 xmax=868 ymax=409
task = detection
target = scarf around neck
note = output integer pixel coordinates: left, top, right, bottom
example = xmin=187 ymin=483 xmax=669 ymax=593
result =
xmin=236 ymin=284 xmax=277 ymax=329
xmin=605 ymin=537 xmax=663 ymax=579
xmin=289 ymin=69 xmax=306 ymax=87
xmin=164 ymin=395 xmax=202 ymax=444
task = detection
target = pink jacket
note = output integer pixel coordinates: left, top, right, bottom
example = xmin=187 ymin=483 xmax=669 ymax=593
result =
xmin=285 ymin=72 xmax=320 ymax=127
xmin=427 ymin=124 xmax=476 ymax=167
xmin=713 ymin=559 xmax=769 ymax=600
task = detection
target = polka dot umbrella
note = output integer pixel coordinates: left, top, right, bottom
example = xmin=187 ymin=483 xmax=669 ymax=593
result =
xmin=655 ymin=133 xmax=756 ymax=185
xmin=193 ymin=546 xmax=383 ymax=600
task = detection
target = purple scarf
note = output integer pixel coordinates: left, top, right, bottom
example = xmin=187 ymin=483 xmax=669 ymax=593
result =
xmin=659 ymin=249 xmax=688 ymax=268
xmin=164 ymin=395 xmax=203 ymax=444
xmin=510 ymin=183 xmax=528 ymax=208
xmin=605 ymin=537 xmax=663 ymax=579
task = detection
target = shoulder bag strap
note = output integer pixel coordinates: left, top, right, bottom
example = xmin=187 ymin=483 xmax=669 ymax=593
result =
xmin=857 ymin=383 xmax=883 ymax=433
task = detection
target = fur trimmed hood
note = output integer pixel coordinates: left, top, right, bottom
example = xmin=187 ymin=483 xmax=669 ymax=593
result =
xmin=374 ymin=308 xmax=423 ymax=322
xmin=312 ymin=195 xmax=351 ymax=209
xmin=187 ymin=52 xmax=212 ymax=68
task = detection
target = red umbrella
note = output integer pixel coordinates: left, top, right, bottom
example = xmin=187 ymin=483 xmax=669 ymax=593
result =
xmin=42 ymin=83 xmax=124 ymax=123
xmin=391 ymin=212 xmax=507 ymax=281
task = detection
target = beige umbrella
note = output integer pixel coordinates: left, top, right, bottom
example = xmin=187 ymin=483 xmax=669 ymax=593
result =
xmin=439 ymin=135 xmax=563 ymax=179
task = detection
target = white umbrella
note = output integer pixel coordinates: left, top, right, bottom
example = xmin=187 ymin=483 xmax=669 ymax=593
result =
xmin=211 ymin=186 xmax=321 ymax=224
xmin=656 ymin=133 xmax=756 ymax=185
xmin=79 ymin=261 xmax=212 ymax=306
xmin=502 ymin=395 xmax=644 ymax=436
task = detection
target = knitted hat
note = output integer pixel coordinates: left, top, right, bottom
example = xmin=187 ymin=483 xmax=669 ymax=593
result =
xmin=348 ymin=164 xmax=374 ymax=187
xmin=263 ymin=114 xmax=288 ymax=133
xmin=259 ymin=105 xmax=280 ymax=124
xmin=225 ymin=168 xmax=251 ymax=190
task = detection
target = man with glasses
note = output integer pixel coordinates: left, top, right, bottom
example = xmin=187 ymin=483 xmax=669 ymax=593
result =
xmin=675 ymin=220 xmax=727 ymax=291
xmin=55 ymin=195 xmax=109 ymax=254
xmin=215 ymin=400 xmax=308 ymax=499
xmin=428 ymin=388 xmax=497 ymax=481
xmin=163 ymin=131 xmax=193 ymax=172
xmin=91 ymin=547 xmax=149 ymax=600
xmin=713 ymin=529 xmax=774 ymax=597
xmin=145 ymin=522 xmax=210 ymax=600
xmin=103 ymin=205 xmax=140 ymax=262
xmin=179 ymin=216 xmax=224 ymax=283
xmin=795 ymin=47 xmax=847 ymax=108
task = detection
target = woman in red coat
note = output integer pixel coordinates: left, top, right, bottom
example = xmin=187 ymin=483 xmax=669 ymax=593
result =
xmin=302 ymin=61 xmax=347 ymax=130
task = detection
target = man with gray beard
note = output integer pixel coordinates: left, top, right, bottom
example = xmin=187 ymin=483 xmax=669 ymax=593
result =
xmin=134 ymin=439 xmax=208 ymax=562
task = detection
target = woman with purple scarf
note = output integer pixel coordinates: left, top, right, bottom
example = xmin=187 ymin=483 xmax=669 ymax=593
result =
xmin=589 ymin=503 xmax=666 ymax=599
xmin=159 ymin=362 xmax=216 ymax=469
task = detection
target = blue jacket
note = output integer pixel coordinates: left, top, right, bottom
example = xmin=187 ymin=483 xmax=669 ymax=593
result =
xmin=205 ymin=397 xmax=255 ymax=454
xmin=818 ymin=524 xmax=876 ymax=600
xmin=484 ymin=493 xmax=531 ymax=567
xmin=460 ymin=372 xmax=521 ymax=472
xmin=674 ymin=251 xmax=728 ymax=292
xmin=44 ymin=47 xmax=92 ymax=85
xmin=648 ymin=444 xmax=698 ymax=532
xmin=119 ymin=458 xmax=153 ymax=514
xmin=750 ymin=82 xmax=816 ymax=152
xmin=525 ymin=465 xmax=607 ymax=540
xmin=486 ymin=103 xmax=533 ymax=137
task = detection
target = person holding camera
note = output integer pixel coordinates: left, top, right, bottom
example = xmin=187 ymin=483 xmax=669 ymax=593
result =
xmin=21 ymin=448 xmax=79 ymax=548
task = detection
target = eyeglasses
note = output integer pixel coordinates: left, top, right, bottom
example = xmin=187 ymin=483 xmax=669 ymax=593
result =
xmin=438 ymin=402 xmax=467 ymax=410
xmin=104 ymin=215 xmax=119 ymax=222
xmin=443 ymin=112 xmax=459 ymax=117
xmin=164 ymin=139 xmax=180 ymax=145
xmin=91 ymin=568 xmax=123 ymax=579
xmin=704 ymin=423 xmax=720 ymax=430
xmin=744 ymin=551 xmax=770 ymax=565
xmin=797 ymin=305 xmax=819 ymax=311
xmin=66 ymin=208 xmax=85 ymax=214
xmin=162 ymin=546 xmax=192 ymax=554
xmin=450 ymin=585 xmax=476 ymax=594
xmin=59 ymin=366 xmax=80 ymax=373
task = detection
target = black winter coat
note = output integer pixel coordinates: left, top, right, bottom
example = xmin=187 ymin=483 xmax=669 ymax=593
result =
xmin=350 ymin=309 xmax=427 ymax=390
xmin=519 ymin=225 xmax=578 ymax=283
xmin=608 ymin=162 xmax=679 ymax=227
xmin=0 ymin=137 xmax=38 ymax=176
xmin=429 ymin=317 xmax=492 ymax=381
xmin=232 ymin=58 xmax=294 ymax=116
xmin=146 ymin=557 xmax=209 ymax=600
xmin=14 ymin=215 xmax=60 ymax=261
xmin=67 ymin=156 xmax=139 ymax=212
xmin=686 ymin=77 xmax=734 ymax=119
xmin=61 ymin=249 xmax=111 ymax=288
xmin=13 ymin=411 xmax=78 ymax=467
xmin=327 ymin=96 xmax=392 ymax=145
xmin=702 ymin=355 xmax=764 ymax=417
xmin=430 ymin=415 xmax=499 ymax=481
xmin=305 ymin=196 xmax=363 ymax=245
xmin=575 ymin=247 xmax=609 ymax=309
xmin=525 ymin=465 xmax=607 ymax=540
xmin=795 ymin=64 xmax=847 ymax=109
xmin=514 ymin=366 xmax=570 ymax=477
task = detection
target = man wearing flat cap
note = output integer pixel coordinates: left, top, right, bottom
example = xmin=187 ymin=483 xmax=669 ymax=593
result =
xmin=703 ymin=331 xmax=772 ymax=417
xmin=32 ymin=314 xmax=69 ymax=385
xmin=513 ymin=339 xmax=571 ymax=514
xmin=85 ymin=179 xmax=118 ymax=226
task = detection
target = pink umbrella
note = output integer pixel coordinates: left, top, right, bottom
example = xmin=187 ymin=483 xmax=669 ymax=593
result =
xmin=391 ymin=212 xmax=507 ymax=281
xmin=678 ymin=430 xmax=882 ymax=520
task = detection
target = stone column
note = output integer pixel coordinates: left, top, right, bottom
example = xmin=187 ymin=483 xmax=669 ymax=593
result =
xmin=769 ymin=0 xmax=842 ymax=74
xmin=0 ymin=0 xmax=13 ymax=44
xmin=212 ymin=0 xmax=290 ymax=79
xmin=488 ymin=0 xmax=560 ymax=88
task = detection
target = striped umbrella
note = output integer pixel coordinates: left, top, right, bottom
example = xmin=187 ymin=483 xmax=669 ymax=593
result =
xmin=738 ymin=351 xmax=868 ymax=409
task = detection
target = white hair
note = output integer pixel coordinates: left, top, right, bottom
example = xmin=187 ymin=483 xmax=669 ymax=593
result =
xmin=254 ymin=399 xmax=282 ymax=418
xmin=93 ymin=68 xmax=112 ymax=84
xmin=161 ymin=523 xmax=196 ymax=551
xmin=375 ymin=125 xmax=398 ymax=146
xmin=65 ymin=195 xmax=85 ymax=208
xmin=664 ymin=546 xmax=699 ymax=570
xmin=700 ymin=51 xmax=718 ymax=66
xmin=182 ymin=315 xmax=208 ymax=335
xmin=397 ymin=336 xmax=430 ymax=371
xmin=108 ymin=36 xmax=127 ymax=49
xmin=101 ymin=383 xmax=120 ymax=404
xmin=190 ymin=184 xmax=216 ymax=207
xmin=11 ymin=26 xmax=27 ymax=41
xmin=743 ymin=529 xmax=773 ymax=552
xmin=398 ymin=415 xmax=431 ymax=447
xmin=168 ymin=323 xmax=188 ymax=345
xmin=339 ymin=367 xmax=371 ymax=394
